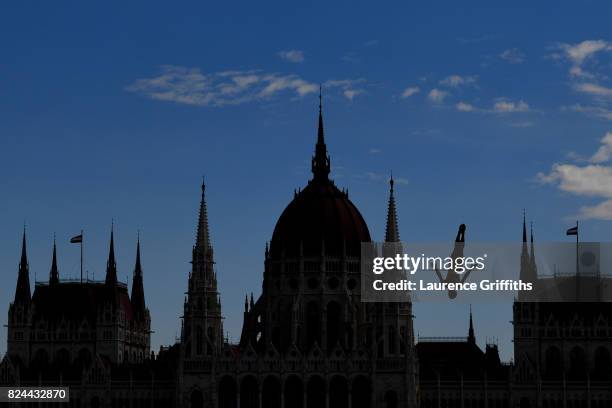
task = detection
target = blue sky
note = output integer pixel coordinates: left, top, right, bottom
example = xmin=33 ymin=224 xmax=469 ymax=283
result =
xmin=1 ymin=1 xmax=611 ymax=361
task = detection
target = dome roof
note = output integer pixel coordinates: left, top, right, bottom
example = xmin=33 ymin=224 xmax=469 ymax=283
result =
xmin=269 ymin=97 xmax=371 ymax=258
xmin=270 ymin=178 xmax=371 ymax=257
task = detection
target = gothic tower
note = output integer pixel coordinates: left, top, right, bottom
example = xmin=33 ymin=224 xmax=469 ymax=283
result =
xmin=181 ymin=180 xmax=224 ymax=359
xmin=7 ymin=228 xmax=32 ymax=362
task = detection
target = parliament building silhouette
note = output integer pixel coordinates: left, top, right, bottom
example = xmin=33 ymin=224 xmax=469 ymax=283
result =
xmin=2 ymin=101 xmax=612 ymax=407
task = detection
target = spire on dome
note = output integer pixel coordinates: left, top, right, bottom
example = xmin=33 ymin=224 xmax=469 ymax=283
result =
xmin=14 ymin=226 xmax=31 ymax=303
xmin=385 ymin=173 xmax=400 ymax=242
xmin=49 ymin=236 xmax=59 ymax=285
xmin=311 ymin=86 xmax=330 ymax=180
xmin=131 ymin=233 xmax=147 ymax=320
xmin=105 ymin=223 xmax=118 ymax=286
xmin=196 ymin=178 xmax=212 ymax=250
xmin=468 ymin=305 xmax=476 ymax=345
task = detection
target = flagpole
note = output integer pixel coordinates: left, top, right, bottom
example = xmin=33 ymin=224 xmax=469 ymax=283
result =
xmin=576 ymin=220 xmax=579 ymax=301
xmin=80 ymin=229 xmax=83 ymax=283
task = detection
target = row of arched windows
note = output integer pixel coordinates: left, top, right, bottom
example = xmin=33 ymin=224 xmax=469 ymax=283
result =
xmin=190 ymin=375 xmax=384 ymax=408
xmin=543 ymin=345 xmax=612 ymax=379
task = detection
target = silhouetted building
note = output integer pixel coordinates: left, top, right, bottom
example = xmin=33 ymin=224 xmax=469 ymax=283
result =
xmin=1 ymin=229 xmax=176 ymax=407
xmin=179 ymin=97 xmax=418 ymax=408
xmin=2 ymin=101 xmax=612 ymax=408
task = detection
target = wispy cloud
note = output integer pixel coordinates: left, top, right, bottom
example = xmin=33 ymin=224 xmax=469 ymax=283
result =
xmin=574 ymin=82 xmax=612 ymax=98
xmin=552 ymin=40 xmax=612 ymax=78
xmin=324 ymin=79 xmax=366 ymax=101
xmin=369 ymin=148 xmax=382 ymax=154
xmin=427 ymin=88 xmax=448 ymax=104
xmin=563 ymin=104 xmax=612 ymax=121
xmin=537 ymin=132 xmax=612 ymax=220
xmin=493 ymin=98 xmax=530 ymax=113
xmin=439 ymin=75 xmax=477 ymax=88
xmin=499 ymin=48 xmax=525 ymax=64
xmin=127 ymin=66 xmax=364 ymax=106
xmin=456 ymin=102 xmax=475 ymax=112
xmin=455 ymin=98 xmax=531 ymax=114
xmin=400 ymin=86 xmax=420 ymax=98
xmin=278 ymin=50 xmax=305 ymax=63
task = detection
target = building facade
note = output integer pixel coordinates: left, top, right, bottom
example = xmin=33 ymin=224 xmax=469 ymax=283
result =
xmin=2 ymin=101 xmax=612 ymax=408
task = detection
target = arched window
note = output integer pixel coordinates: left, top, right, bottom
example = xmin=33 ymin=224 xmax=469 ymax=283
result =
xmin=544 ymin=346 xmax=562 ymax=379
xmin=327 ymin=301 xmax=342 ymax=348
xmin=352 ymin=376 xmax=371 ymax=408
xmin=306 ymin=302 xmax=320 ymax=349
xmin=306 ymin=376 xmax=325 ymax=408
xmin=594 ymin=347 xmax=611 ymax=379
xmin=262 ymin=376 xmax=281 ymax=408
xmin=284 ymin=376 xmax=303 ymax=408
xmin=569 ymin=346 xmax=587 ymax=379
xmin=196 ymin=326 xmax=203 ymax=355
xmin=218 ymin=376 xmax=237 ymax=408
xmin=32 ymin=349 xmax=49 ymax=370
xmin=329 ymin=376 xmax=348 ymax=408
xmin=54 ymin=349 xmax=70 ymax=371
xmin=240 ymin=376 xmax=258 ymax=408
xmin=207 ymin=327 xmax=215 ymax=355
xmin=191 ymin=390 xmax=204 ymax=408
xmin=388 ymin=326 xmax=396 ymax=354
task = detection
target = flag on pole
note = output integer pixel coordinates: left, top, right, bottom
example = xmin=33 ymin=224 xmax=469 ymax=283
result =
xmin=566 ymin=226 xmax=578 ymax=236
xmin=70 ymin=234 xmax=83 ymax=243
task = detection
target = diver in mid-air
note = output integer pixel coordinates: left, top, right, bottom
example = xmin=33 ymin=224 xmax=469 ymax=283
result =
xmin=434 ymin=224 xmax=474 ymax=299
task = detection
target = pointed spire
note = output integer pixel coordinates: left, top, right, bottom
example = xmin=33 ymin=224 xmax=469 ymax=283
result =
xmin=105 ymin=223 xmax=118 ymax=286
xmin=530 ymin=222 xmax=538 ymax=277
xmin=14 ymin=226 xmax=31 ymax=303
xmin=519 ymin=211 xmax=535 ymax=285
xmin=311 ymin=86 xmax=331 ymax=180
xmin=196 ymin=178 xmax=212 ymax=250
xmin=522 ymin=209 xmax=527 ymax=243
xmin=385 ymin=173 xmax=400 ymax=242
xmin=468 ymin=305 xmax=476 ymax=345
xmin=131 ymin=233 xmax=146 ymax=320
xmin=49 ymin=236 xmax=59 ymax=285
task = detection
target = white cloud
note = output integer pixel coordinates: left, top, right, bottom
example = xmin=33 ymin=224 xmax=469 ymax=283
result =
xmin=493 ymin=99 xmax=529 ymax=113
xmin=454 ymin=99 xmax=532 ymax=115
xmin=537 ymin=163 xmax=612 ymax=197
xmin=589 ymin=132 xmax=612 ymax=163
xmin=400 ymin=87 xmax=420 ymax=98
xmin=456 ymin=101 xmax=475 ymax=112
xmin=324 ymin=79 xmax=366 ymax=101
xmin=499 ymin=48 xmax=525 ymax=64
xmin=369 ymin=148 xmax=382 ymax=154
xmin=439 ymin=75 xmax=477 ymax=87
xmin=574 ymin=83 xmax=612 ymax=98
xmin=556 ymin=40 xmax=612 ymax=78
xmin=278 ymin=50 xmax=305 ymax=63
xmin=564 ymin=104 xmax=612 ymax=121
xmin=538 ymin=132 xmax=612 ymax=220
xmin=127 ymin=66 xmax=365 ymax=107
xmin=343 ymin=89 xmax=363 ymax=101
xmin=427 ymin=88 xmax=448 ymax=104
xmin=576 ymin=200 xmax=612 ymax=220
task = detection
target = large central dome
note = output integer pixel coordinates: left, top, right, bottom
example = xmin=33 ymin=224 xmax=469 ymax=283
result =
xmin=269 ymin=99 xmax=371 ymax=258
